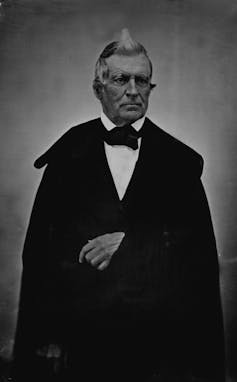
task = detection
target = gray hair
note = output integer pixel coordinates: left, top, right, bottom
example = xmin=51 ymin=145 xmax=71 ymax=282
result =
xmin=93 ymin=29 xmax=156 ymax=90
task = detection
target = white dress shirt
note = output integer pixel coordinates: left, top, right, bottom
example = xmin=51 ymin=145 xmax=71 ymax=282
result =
xmin=101 ymin=112 xmax=145 ymax=200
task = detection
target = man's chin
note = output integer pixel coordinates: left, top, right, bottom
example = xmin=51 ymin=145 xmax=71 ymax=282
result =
xmin=120 ymin=110 xmax=143 ymax=123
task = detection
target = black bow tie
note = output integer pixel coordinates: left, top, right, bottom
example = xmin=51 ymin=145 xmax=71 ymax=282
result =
xmin=102 ymin=124 xmax=142 ymax=150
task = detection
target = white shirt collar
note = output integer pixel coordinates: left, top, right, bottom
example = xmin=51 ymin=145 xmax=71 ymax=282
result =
xmin=101 ymin=111 xmax=145 ymax=132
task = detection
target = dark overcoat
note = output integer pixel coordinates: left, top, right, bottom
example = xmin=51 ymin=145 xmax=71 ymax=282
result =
xmin=13 ymin=118 xmax=225 ymax=381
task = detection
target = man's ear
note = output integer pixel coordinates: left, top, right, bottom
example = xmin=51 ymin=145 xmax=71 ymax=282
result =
xmin=150 ymin=83 xmax=157 ymax=91
xmin=93 ymin=80 xmax=103 ymax=100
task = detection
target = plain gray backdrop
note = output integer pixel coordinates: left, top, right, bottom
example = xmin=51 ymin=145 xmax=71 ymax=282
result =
xmin=0 ymin=0 xmax=237 ymax=380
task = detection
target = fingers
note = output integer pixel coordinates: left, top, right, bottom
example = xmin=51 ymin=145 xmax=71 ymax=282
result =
xmin=36 ymin=344 xmax=62 ymax=359
xmin=48 ymin=344 xmax=61 ymax=358
xmin=97 ymin=259 xmax=110 ymax=271
xmin=86 ymin=247 xmax=106 ymax=265
xmin=85 ymin=247 xmax=111 ymax=268
xmin=36 ymin=344 xmax=64 ymax=375
xmin=79 ymin=240 xmax=96 ymax=263
xmin=78 ymin=232 xmax=125 ymax=270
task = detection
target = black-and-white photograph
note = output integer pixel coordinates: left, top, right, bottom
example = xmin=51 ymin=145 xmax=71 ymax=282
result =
xmin=0 ymin=1 xmax=236 ymax=381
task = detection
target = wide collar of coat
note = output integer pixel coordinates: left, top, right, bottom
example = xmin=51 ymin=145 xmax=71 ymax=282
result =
xmin=34 ymin=117 xmax=203 ymax=216
xmin=34 ymin=117 xmax=203 ymax=187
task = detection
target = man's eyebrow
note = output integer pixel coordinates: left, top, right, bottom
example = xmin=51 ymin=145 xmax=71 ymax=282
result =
xmin=110 ymin=71 xmax=149 ymax=78
xmin=110 ymin=71 xmax=129 ymax=77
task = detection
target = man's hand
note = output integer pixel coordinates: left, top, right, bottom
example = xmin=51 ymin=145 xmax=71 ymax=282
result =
xmin=36 ymin=344 xmax=62 ymax=359
xmin=79 ymin=232 xmax=125 ymax=271
xmin=36 ymin=344 xmax=64 ymax=374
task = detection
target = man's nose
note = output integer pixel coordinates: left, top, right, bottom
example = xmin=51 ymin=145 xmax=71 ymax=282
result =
xmin=126 ymin=78 xmax=139 ymax=96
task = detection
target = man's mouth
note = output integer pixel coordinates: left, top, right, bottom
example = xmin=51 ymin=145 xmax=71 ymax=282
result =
xmin=121 ymin=103 xmax=141 ymax=108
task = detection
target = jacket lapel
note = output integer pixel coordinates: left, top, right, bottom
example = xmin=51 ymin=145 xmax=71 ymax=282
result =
xmin=77 ymin=122 xmax=122 ymax=209
xmin=93 ymin=137 xmax=122 ymax=204
xmin=121 ymin=118 xmax=166 ymax=208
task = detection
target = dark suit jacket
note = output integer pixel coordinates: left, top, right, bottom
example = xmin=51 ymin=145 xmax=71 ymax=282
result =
xmin=13 ymin=118 xmax=225 ymax=381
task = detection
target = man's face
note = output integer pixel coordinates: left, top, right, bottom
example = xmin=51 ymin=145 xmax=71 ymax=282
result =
xmin=98 ymin=54 xmax=152 ymax=126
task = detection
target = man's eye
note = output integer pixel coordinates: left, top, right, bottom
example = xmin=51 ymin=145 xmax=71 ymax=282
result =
xmin=136 ymin=77 xmax=149 ymax=87
xmin=112 ymin=76 xmax=128 ymax=85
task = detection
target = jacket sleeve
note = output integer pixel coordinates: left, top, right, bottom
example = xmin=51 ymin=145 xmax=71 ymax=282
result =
xmin=168 ymin=172 xmax=226 ymax=381
xmin=14 ymin=163 xmax=67 ymax=360
xmin=188 ymin=179 xmax=226 ymax=381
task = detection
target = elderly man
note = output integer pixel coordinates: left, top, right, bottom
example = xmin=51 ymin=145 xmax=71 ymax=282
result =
xmin=13 ymin=30 xmax=225 ymax=382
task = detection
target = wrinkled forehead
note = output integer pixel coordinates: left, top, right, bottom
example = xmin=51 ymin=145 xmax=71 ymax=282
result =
xmin=105 ymin=53 xmax=151 ymax=77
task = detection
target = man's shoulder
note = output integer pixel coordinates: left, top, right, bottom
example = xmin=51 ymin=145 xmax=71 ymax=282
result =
xmin=145 ymin=118 xmax=204 ymax=177
xmin=34 ymin=118 xmax=101 ymax=169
